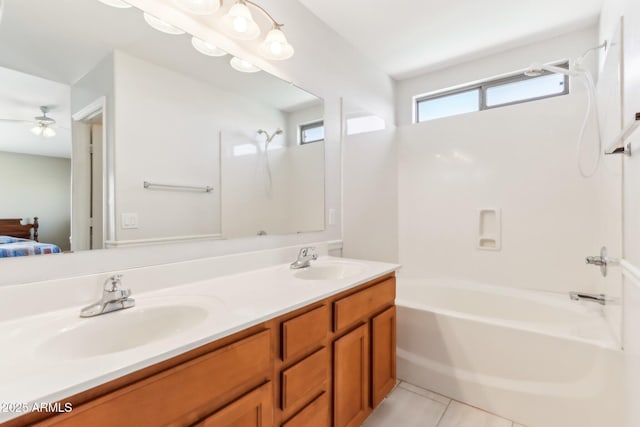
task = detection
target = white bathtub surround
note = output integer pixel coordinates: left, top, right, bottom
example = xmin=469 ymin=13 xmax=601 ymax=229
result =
xmin=395 ymin=27 xmax=617 ymax=298
xmin=395 ymin=277 xmax=623 ymax=427
xmin=622 ymin=260 xmax=640 ymax=427
xmin=364 ymin=381 xmax=522 ymax=427
xmin=0 ymin=253 xmax=399 ymax=423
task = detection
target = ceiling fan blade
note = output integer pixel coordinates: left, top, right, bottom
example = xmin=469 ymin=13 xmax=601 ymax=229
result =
xmin=0 ymin=118 xmax=33 ymax=124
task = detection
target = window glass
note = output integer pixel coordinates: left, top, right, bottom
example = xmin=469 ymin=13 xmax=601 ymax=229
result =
xmin=417 ymin=89 xmax=480 ymax=122
xmin=300 ymin=121 xmax=324 ymax=144
xmin=486 ymin=73 xmax=566 ymax=107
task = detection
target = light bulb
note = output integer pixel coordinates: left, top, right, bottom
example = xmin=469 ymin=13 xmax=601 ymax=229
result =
xmin=97 ymin=0 xmax=132 ymax=8
xmin=173 ymin=0 xmax=219 ymax=15
xmin=222 ymin=3 xmax=260 ymax=40
xmin=230 ymin=57 xmax=260 ymax=73
xmin=259 ymin=28 xmax=294 ymax=60
xmin=143 ymin=13 xmax=185 ymax=35
xmin=233 ymin=16 xmax=248 ymax=33
xmin=191 ymin=37 xmax=227 ymax=57
xmin=31 ymin=125 xmax=43 ymax=136
xmin=42 ymin=127 xmax=56 ymax=138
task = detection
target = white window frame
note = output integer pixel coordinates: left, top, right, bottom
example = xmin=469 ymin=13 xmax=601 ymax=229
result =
xmin=299 ymin=120 xmax=324 ymax=145
xmin=414 ymin=61 xmax=570 ymax=123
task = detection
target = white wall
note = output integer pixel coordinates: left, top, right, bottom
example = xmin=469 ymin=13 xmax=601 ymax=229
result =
xmin=0 ymin=151 xmax=70 ymax=250
xmin=342 ymin=125 xmax=398 ymax=263
xmin=113 ymin=51 xmax=224 ymax=242
xmin=0 ymin=0 xmax=394 ymax=285
xmin=395 ymin=27 xmax=610 ymax=294
xmin=599 ymin=0 xmax=640 ymax=425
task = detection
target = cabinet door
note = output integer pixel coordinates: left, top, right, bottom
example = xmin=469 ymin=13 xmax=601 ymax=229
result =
xmin=371 ymin=306 xmax=396 ymax=408
xmin=195 ymin=382 xmax=273 ymax=427
xmin=333 ymin=324 xmax=369 ymax=427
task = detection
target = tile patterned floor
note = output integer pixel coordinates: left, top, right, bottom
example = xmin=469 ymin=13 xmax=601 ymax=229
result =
xmin=363 ymin=381 xmax=526 ymax=427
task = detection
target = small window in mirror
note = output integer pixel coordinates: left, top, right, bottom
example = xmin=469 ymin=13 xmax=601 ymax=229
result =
xmin=300 ymin=120 xmax=324 ymax=144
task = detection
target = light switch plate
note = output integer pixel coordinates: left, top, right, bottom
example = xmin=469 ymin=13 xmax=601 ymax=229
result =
xmin=121 ymin=213 xmax=139 ymax=229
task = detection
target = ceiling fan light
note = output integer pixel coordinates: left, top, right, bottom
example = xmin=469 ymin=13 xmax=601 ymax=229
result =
xmin=143 ymin=13 xmax=185 ymax=35
xmin=260 ymin=27 xmax=294 ymax=60
xmin=31 ymin=125 xmax=44 ymax=136
xmin=42 ymin=127 xmax=56 ymax=138
xmin=221 ymin=2 xmax=260 ymax=40
xmin=191 ymin=37 xmax=227 ymax=57
xmin=230 ymin=56 xmax=260 ymax=73
xmin=97 ymin=0 xmax=132 ymax=8
xmin=174 ymin=0 xmax=219 ymax=15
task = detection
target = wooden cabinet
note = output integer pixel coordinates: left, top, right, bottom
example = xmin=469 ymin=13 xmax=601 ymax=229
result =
xmin=333 ymin=324 xmax=369 ymax=427
xmin=281 ymin=392 xmax=329 ymax=427
xmin=371 ymin=306 xmax=397 ymax=407
xmin=195 ymin=382 xmax=273 ymax=427
xmin=34 ymin=330 xmax=272 ymax=427
xmin=333 ymin=277 xmax=397 ymax=427
xmin=11 ymin=273 xmax=396 ymax=427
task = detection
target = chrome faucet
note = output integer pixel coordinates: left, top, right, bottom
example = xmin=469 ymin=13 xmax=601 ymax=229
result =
xmin=80 ymin=274 xmax=135 ymax=317
xmin=585 ymin=246 xmax=619 ymax=277
xmin=290 ymin=247 xmax=318 ymax=269
xmin=569 ymin=291 xmax=606 ymax=305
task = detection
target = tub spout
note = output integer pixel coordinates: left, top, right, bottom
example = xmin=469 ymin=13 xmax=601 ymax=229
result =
xmin=569 ymin=291 xmax=606 ymax=305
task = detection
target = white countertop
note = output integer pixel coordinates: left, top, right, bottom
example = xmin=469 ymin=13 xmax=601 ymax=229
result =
xmin=0 ymin=256 xmax=399 ymax=422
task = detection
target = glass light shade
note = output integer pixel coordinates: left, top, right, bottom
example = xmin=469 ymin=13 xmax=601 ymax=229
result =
xmin=31 ymin=125 xmax=44 ymax=136
xmin=97 ymin=0 xmax=132 ymax=8
xmin=42 ymin=127 xmax=56 ymax=138
xmin=230 ymin=57 xmax=260 ymax=73
xmin=191 ymin=37 xmax=227 ymax=57
xmin=260 ymin=28 xmax=294 ymax=60
xmin=143 ymin=13 xmax=185 ymax=35
xmin=221 ymin=3 xmax=260 ymax=40
xmin=173 ymin=0 xmax=219 ymax=15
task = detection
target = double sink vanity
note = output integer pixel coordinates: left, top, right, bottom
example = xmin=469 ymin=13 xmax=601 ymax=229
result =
xmin=1 ymin=253 xmax=399 ymax=427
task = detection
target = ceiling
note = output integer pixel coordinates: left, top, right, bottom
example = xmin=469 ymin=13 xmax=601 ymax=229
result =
xmin=0 ymin=0 xmax=318 ymax=158
xmin=297 ymin=0 xmax=604 ymax=80
xmin=0 ymin=67 xmax=71 ymax=158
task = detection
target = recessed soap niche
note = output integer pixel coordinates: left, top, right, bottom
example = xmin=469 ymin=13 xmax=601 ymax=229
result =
xmin=477 ymin=208 xmax=501 ymax=251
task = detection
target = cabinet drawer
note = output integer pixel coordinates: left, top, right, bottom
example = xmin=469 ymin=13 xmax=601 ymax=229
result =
xmin=195 ymin=382 xmax=273 ymax=427
xmin=41 ymin=330 xmax=272 ymax=426
xmin=333 ymin=278 xmax=395 ymax=332
xmin=282 ymin=305 xmax=329 ymax=362
xmin=282 ymin=392 xmax=330 ymax=427
xmin=281 ymin=347 xmax=328 ymax=411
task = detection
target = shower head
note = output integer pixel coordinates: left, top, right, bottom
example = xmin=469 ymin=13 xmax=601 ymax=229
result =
xmin=257 ymin=128 xmax=283 ymax=144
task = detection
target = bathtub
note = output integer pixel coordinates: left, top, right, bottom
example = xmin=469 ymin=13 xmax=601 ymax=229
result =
xmin=396 ymin=278 xmax=624 ymax=427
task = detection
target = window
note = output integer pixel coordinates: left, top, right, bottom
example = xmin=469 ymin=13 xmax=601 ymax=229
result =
xmin=300 ymin=120 xmax=324 ymax=144
xmin=415 ymin=63 xmax=569 ymax=123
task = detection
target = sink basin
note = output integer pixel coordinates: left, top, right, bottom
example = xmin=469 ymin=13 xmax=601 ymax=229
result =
xmin=36 ymin=301 xmax=210 ymax=360
xmin=293 ymin=261 xmax=366 ymax=281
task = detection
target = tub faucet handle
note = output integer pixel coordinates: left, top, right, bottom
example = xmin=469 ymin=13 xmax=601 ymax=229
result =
xmin=585 ymin=246 xmax=620 ymax=277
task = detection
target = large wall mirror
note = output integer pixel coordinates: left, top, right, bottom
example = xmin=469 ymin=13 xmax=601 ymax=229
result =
xmin=0 ymin=0 xmax=325 ymax=258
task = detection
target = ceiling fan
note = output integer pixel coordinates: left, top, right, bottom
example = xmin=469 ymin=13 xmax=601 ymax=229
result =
xmin=0 ymin=106 xmax=61 ymax=138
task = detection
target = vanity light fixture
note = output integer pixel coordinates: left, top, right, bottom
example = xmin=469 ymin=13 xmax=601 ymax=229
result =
xmin=174 ymin=0 xmax=219 ymax=15
xmin=221 ymin=1 xmax=260 ymax=40
xmin=191 ymin=37 xmax=227 ymax=57
xmin=260 ymin=26 xmax=294 ymax=60
xmin=97 ymin=0 xmax=294 ymax=73
xmin=143 ymin=12 xmax=185 ymax=35
xmin=230 ymin=56 xmax=260 ymax=73
xmin=97 ymin=0 xmax=132 ymax=8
